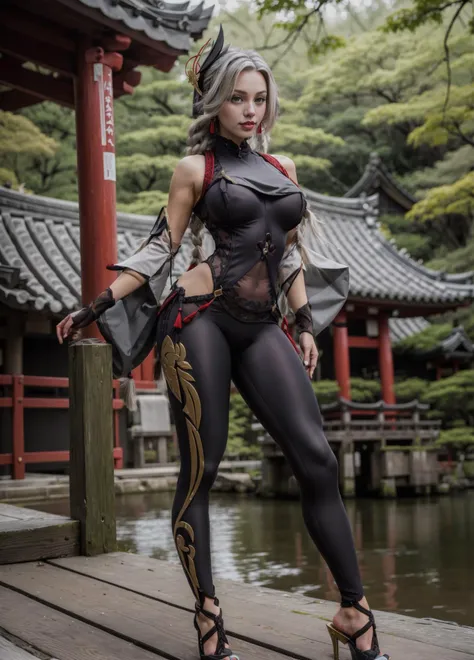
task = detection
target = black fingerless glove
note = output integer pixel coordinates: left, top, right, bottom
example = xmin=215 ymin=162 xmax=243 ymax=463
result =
xmin=71 ymin=287 xmax=115 ymax=329
xmin=295 ymin=302 xmax=313 ymax=337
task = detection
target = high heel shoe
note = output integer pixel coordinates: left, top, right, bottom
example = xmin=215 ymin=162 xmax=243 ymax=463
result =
xmin=194 ymin=596 xmax=239 ymax=660
xmin=326 ymin=600 xmax=389 ymax=660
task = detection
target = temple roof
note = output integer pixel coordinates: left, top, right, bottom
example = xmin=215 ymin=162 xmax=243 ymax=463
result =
xmin=1 ymin=185 xmax=473 ymax=317
xmin=301 ymin=188 xmax=474 ymax=309
xmin=344 ymin=153 xmax=416 ymax=215
xmin=389 ymin=317 xmax=430 ymax=343
xmin=392 ymin=321 xmax=474 ymax=359
xmin=75 ymin=0 xmax=214 ymax=51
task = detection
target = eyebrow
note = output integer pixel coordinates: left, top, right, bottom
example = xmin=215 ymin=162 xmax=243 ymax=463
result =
xmin=233 ymin=89 xmax=267 ymax=95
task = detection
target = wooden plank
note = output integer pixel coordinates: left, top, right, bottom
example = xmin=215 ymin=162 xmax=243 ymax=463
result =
xmin=50 ymin=553 xmax=474 ymax=658
xmin=0 ymin=563 xmax=294 ymax=660
xmin=69 ymin=343 xmax=116 ymax=555
xmin=0 ymin=503 xmax=70 ymax=522
xmin=0 ymin=520 xmax=79 ymax=564
xmin=0 ymin=635 xmax=46 ymax=660
xmin=0 ymin=587 xmax=164 ymax=660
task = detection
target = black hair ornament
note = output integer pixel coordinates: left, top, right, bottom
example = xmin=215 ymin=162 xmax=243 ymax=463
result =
xmin=185 ymin=24 xmax=226 ymax=118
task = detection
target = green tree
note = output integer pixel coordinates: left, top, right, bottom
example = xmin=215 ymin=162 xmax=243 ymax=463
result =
xmin=0 ymin=110 xmax=58 ymax=189
xmin=422 ymin=370 xmax=474 ymax=427
xmin=393 ymin=378 xmax=429 ymax=401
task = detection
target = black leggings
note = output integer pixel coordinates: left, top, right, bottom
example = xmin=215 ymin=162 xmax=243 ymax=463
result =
xmin=156 ymin=287 xmax=364 ymax=605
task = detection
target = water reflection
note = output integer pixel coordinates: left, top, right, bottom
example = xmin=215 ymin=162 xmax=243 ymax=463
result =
xmin=32 ymin=491 xmax=474 ymax=626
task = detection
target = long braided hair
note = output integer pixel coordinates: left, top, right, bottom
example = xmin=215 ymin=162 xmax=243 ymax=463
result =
xmin=185 ymin=46 xmax=319 ymax=267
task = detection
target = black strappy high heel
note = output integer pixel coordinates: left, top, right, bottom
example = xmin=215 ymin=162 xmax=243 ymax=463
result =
xmin=326 ymin=600 xmax=390 ymax=660
xmin=194 ymin=596 xmax=239 ymax=660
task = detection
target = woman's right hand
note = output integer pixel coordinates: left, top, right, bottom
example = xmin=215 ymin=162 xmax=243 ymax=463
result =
xmin=56 ymin=311 xmax=83 ymax=344
xmin=56 ymin=287 xmax=115 ymax=344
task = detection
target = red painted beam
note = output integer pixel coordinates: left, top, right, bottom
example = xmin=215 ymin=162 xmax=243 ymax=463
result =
xmin=0 ymin=58 xmax=74 ymax=108
xmin=348 ymin=336 xmax=379 ymax=349
xmin=23 ymin=398 xmax=69 ymax=409
xmin=0 ymin=27 xmax=76 ymax=77
xmin=21 ymin=398 xmax=123 ymax=410
xmin=333 ymin=311 xmax=351 ymax=399
xmin=0 ymin=448 xmax=123 ymax=467
xmin=0 ymin=375 xmax=13 ymax=385
xmin=24 ymin=447 xmax=123 ymax=463
xmin=24 ymin=376 xmax=69 ymax=388
xmin=0 ymin=398 xmax=13 ymax=408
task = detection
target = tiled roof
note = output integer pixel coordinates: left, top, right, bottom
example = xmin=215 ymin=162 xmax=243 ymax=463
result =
xmin=75 ymin=0 xmax=213 ymax=51
xmin=0 ymin=187 xmax=152 ymax=314
xmin=389 ymin=317 xmax=430 ymax=343
xmin=301 ymin=188 xmax=474 ymax=308
xmin=344 ymin=153 xmax=416 ymax=213
xmin=1 ymin=186 xmax=473 ymax=316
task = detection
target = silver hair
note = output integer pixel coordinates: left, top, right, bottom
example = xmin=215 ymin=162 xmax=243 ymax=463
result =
xmin=185 ymin=44 xmax=319 ymax=266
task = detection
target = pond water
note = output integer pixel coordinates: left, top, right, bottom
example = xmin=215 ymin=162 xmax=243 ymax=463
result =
xmin=33 ymin=489 xmax=474 ymax=627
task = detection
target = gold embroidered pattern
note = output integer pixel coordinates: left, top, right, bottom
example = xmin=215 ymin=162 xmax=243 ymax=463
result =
xmin=161 ymin=335 xmax=204 ymax=599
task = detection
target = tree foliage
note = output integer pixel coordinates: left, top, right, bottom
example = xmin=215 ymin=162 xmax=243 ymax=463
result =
xmin=421 ymin=370 xmax=474 ymax=426
xmin=395 ymin=323 xmax=453 ymax=351
xmin=436 ymin=426 xmax=474 ymax=446
xmin=393 ymin=377 xmax=429 ymax=401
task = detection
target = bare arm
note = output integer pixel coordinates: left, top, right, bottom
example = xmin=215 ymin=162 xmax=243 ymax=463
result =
xmin=57 ymin=155 xmax=203 ymax=343
xmin=110 ymin=155 xmax=203 ymax=300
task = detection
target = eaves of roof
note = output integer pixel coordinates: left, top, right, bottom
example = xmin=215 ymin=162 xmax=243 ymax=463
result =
xmin=74 ymin=0 xmax=214 ymax=51
xmin=344 ymin=153 xmax=417 ymax=212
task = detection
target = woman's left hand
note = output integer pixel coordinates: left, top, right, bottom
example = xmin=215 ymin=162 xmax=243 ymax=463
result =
xmin=299 ymin=332 xmax=318 ymax=379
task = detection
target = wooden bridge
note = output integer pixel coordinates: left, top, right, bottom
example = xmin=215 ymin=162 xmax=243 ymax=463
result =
xmin=258 ymin=399 xmax=442 ymax=498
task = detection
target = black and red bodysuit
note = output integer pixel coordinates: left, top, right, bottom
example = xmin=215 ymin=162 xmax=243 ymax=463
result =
xmin=156 ymin=134 xmax=364 ymax=611
xmin=192 ymin=134 xmax=306 ymax=322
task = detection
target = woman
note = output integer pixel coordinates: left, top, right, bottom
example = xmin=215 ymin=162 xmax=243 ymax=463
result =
xmin=57 ymin=27 xmax=388 ymax=660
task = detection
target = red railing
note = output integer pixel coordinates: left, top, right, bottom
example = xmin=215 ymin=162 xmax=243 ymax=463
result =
xmin=0 ymin=374 xmax=153 ymax=479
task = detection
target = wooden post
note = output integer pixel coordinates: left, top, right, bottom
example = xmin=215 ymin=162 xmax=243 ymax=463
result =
xmin=69 ymin=342 xmax=116 ymax=555
xmin=11 ymin=375 xmax=24 ymax=480
xmin=339 ymin=442 xmax=356 ymax=497
xmin=333 ymin=310 xmax=351 ymax=399
xmin=378 ymin=314 xmax=395 ymax=404
xmin=5 ymin=313 xmax=24 ymax=375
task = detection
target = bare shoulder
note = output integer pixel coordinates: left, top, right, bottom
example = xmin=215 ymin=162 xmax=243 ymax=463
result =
xmin=172 ymin=154 xmax=206 ymax=202
xmin=174 ymin=154 xmax=205 ymax=182
xmin=269 ymin=154 xmax=298 ymax=182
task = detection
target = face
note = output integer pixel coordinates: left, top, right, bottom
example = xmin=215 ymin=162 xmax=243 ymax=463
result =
xmin=217 ymin=69 xmax=267 ymax=144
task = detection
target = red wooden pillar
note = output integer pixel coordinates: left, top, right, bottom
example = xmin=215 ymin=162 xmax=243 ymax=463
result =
xmin=379 ymin=314 xmax=395 ymax=404
xmin=333 ymin=310 xmax=351 ymax=399
xmin=74 ymin=41 xmax=127 ymax=337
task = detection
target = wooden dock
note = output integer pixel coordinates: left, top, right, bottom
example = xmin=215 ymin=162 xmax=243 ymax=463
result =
xmin=0 ymin=550 xmax=473 ymax=660
xmin=1 ymin=345 xmax=472 ymax=660
xmin=0 ymin=503 xmax=79 ymax=564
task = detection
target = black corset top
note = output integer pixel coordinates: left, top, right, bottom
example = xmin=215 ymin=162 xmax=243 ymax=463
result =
xmin=193 ymin=134 xmax=307 ymax=322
